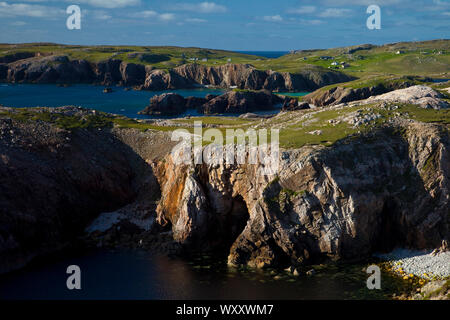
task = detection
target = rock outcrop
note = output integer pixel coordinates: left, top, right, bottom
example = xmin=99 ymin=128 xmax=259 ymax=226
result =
xmin=138 ymin=90 xmax=283 ymax=116
xmin=0 ymin=54 xmax=354 ymax=91
xmin=303 ymin=80 xmax=416 ymax=107
xmin=366 ymin=85 xmax=450 ymax=109
xmin=1 ymin=104 xmax=448 ymax=274
xmin=155 ymin=122 xmax=450 ymax=268
xmin=281 ymin=98 xmax=310 ymax=111
xmin=200 ymin=90 xmax=283 ymax=114
xmin=138 ymin=93 xmax=187 ymax=116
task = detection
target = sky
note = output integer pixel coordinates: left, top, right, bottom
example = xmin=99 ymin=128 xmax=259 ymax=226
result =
xmin=0 ymin=0 xmax=449 ymax=51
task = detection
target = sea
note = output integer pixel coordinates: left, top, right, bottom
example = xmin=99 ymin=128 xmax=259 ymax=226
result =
xmin=0 ymin=83 xmax=309 ymax=119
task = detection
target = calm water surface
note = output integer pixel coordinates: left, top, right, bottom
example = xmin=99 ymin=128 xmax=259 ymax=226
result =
xmin=0 ymin=84 xmax=228 ymax=119
xmin=0 ymin=249 xmax=403 ymax=300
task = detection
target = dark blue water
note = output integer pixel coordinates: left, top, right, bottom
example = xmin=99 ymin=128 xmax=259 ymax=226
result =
xmin=0 ymin=84 xmax=225 ymax=119
xmin=238 ymin=51 xmax=289 ymax=59
xmin=431 ymin=79 xmax=450 ymax=83
xmin=0 ymin=249 xmax=398 ymax=300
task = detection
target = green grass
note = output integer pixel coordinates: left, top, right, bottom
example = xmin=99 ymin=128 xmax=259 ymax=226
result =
xmin=1 ymin=100 xmax=449 ymax=150
xmin=0 ymin=43 xmax=266 ymax=70
xmin=172 ymin=116 xmax=256 ymax=126
xmin=251 ymin=39 xmax=450 ymax=78
xmin=2 ymin=40 xmax=448 ymax=80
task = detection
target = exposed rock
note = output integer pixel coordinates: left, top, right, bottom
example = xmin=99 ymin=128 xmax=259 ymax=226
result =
xmin=417 ymin=280 xmax=449 ymax=300
xmin=1 ymin=105 xmax=449 ymax=274
xmin=6 ymin=55 xmax=94 ymax=84
xmin=0 ymin=110 xmax=163 ymax=274
xmin=1 ymin=54 xmax=353 ymax=91
xmin=367 ymin=85 xmax=450 ymax=109
xmin=119 ymin=62 xmax=146 ymax=86
xmin=282 ymin=99 xmax=310 ymax=111
xmin=200 ymin=90 xmax=283 ymax=114
xmin=93 ymin=59 xmax=122 ymax=85
xmin=0 ymin=64 xmax=8 ymax=80
xmin=155 ymin=122 xmax=449 ymax=268
xmin=143 ymin=69 xmax=168 ymax=90
xmin=184 ymin=96 xmax=208 ymax=110
xmin=303 ymin=80 xmax=415 ymax=107
xmin=138 ymin=93 xmax=187 ymax=116
xmin=0 ymin=52 xmax=36 ymax=64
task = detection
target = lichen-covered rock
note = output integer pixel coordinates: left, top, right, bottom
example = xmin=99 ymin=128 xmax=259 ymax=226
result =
xmin=154 ymin=122 xmax=450 ymax=268
xmin=367 ymin=85 xmax=450 ymax=109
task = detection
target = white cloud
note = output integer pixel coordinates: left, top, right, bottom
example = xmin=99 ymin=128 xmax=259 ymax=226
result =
xmin=134 ymin=10 xmax=158 ymax=18
xmin=70 ymin=0 xmax=140 ymax=9
xmin=0 ymin=2 xmax=64 ymax=18
xmin=159 ymin=13 xmax=175 ymax=21
xmin=319 ymin=0 xmax=402 ymax=5
xmin=318 ymin=8 xmax=352 ymax=17
xmin=130 ymin=10 xmax=175 ymax=21
xmin=91 ymin=10 xmax=111 ymax=20
xmin=288 ymin=6 xmax=317 ymax=14
xmin=186 ymin=18 xmax=207 ymax=23
xmin=171 ymin=2 xmax=227 ymax=13
xmin=263 ymin=15 xmax=283 ymax=22
xmin=10 ymin=21 xmax=27 ymax=26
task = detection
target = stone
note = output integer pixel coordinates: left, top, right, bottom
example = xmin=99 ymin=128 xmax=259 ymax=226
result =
xmin=138 ymin=93 xmax=187 ymax=116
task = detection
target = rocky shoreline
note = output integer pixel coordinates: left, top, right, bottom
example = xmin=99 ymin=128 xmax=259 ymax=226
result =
xmin=0 ymin=84 xmax=449 ymax=300
xmin=138 ymin=90 xmax=284 ymax=116
xmin=0 ymin=53 xmax=353 ymax=92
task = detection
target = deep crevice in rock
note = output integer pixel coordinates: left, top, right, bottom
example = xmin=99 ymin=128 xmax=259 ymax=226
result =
xmin=373 ymin=198 xmax=404 ymax=253
xmin=225 ymin=195 xmax=250 ymax=252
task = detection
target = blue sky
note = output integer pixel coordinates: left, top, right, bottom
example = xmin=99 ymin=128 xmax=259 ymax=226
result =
xmin=0 ymin=0 xmax=449 ymax=50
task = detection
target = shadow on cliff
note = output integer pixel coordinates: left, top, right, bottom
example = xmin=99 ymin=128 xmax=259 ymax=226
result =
xmin=0 ymin=125 xmax=160 ymax=274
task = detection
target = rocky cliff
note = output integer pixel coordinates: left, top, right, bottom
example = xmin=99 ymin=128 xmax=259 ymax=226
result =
xmin=0 ymin=102 xmax=448 ymax=274
xmin=154 ymin=122 xmax=449 ymax=268
xmin=0 ymin=54 xmax=353 ymax=92
xmin=303 ymin=79 xmax=418 ymax=107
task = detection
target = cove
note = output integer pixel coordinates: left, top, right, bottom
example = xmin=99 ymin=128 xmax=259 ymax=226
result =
xmin=0 ymin=248 xmax=408 ymax=300
xmin=0 ymin=84 xmax=226 ymax=119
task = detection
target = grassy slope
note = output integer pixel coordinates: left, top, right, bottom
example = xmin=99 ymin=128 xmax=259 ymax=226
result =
xmin=251 ymin=39 xmax=450 ymax=78
xmin=0 ymin=43 xmax=265 ymax=70
xmin=1 ymin=40 xmax=449 ymax=149
xmin=2 ymin=40 xmax=448 ymax=78
xmin=1 ymin=103 xmax=449 ymax=149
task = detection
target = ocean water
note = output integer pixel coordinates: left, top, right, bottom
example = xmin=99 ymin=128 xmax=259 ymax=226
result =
xmin=0 ymin=249 xmax=401 ymax=300
xmin=0 ymin=84 xmax=227 ymax=119
xmin=0 ymin=84 xmax=305 ymax=119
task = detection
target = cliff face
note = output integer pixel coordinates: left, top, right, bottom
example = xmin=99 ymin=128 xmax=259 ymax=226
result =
xmin=0 ymin=110 xmax=168 ymax=274
xmin=303 ymin=80 xmax=418 ymax=107
xmin=154 ymin=122 xmax=449 ymax=268
xmin=0 ymin=107 xmax=448 ymax=274
xmin=0 ymin=55 xmax=353 ymax=91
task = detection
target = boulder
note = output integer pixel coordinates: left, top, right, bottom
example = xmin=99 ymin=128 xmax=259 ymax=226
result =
xmin=367 ymin=85 xmax=450 ymax=109
xmin=143 ymin=70 xmax=168 ymax=90
xmin=185 ymin=96 xmax=207 ymax=110
xmin=281 ymin=98 xmax=310 ymax=111
xmin=200 ymin=90 xmax=283 ymax=114
xmin=138 ymin=93 xmax=187 ymax=116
